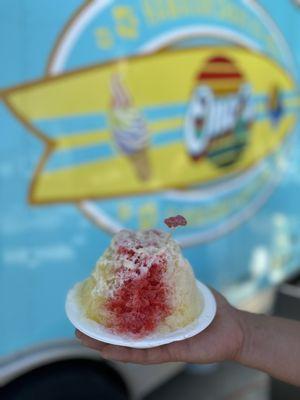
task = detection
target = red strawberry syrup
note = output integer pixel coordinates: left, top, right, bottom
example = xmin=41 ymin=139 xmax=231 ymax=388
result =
xmin=105 ymin=247 xmax=171 ymax=337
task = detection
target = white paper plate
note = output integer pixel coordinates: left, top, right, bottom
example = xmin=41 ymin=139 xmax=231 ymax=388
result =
xmin=66 ymin=280 xmax=217 ymax=349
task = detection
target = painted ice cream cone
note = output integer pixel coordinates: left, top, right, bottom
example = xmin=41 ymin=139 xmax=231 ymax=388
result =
xmin=127 ymin=147 xmax=151 ymax=181
xmin=110 ymin=74 xmax=151 ymax=181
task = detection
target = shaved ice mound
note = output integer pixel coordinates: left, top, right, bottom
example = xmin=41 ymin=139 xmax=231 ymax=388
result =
xmin=78 ymin=229 xmax=202 ymax=338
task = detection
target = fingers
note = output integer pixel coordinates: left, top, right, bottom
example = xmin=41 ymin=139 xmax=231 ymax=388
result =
xmin=75 ymin=330 xmax=181 ymax=364
xmin=75 ymin=330 xmax=107 ymax=352
xmin=101 ymin=345 xmax=155 ymax=364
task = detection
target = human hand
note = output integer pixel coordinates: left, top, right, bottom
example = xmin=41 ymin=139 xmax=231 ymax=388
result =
xmin=75 ymin=290 xmax=245 ymax=365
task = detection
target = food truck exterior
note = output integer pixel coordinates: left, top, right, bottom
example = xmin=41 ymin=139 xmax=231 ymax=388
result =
xmin=1 ymin=0 xmax=300 ymax=397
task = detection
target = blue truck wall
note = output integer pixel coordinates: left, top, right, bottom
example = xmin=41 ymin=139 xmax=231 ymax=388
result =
xmin=0 ymin=0 xmax=300 ymax=356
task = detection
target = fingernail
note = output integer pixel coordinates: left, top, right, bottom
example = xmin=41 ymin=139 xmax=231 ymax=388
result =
xmin=100 ymin=351 xmax=109 ymax=359
xmin=75 ymin=330 xmax=83 ymax=339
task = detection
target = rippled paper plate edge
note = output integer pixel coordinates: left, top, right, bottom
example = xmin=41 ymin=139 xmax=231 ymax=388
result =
xmin=65 ymin=280 xmax=217 ymax=349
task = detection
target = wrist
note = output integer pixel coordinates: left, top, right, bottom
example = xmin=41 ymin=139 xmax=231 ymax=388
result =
xmin=230 ymin=309 xmax=300 ymax=385
xmin=233 ymin=308 xmax=269 ymax=368
xmin=232 ymin=309 xmax=257 ymax=364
